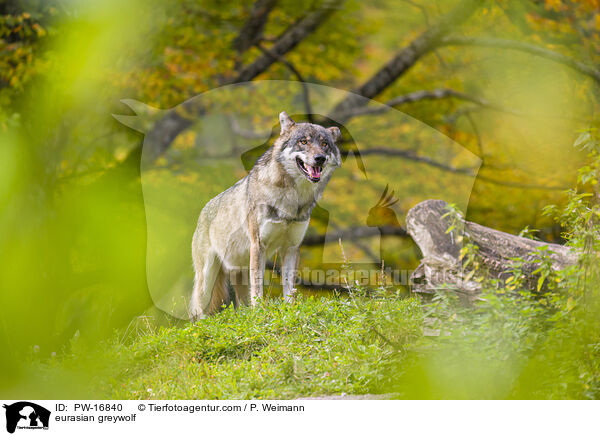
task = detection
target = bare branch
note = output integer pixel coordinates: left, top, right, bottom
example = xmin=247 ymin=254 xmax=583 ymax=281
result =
xmin=332 ymin=88 xmax=521 ymax=120
xmin=330 ymin=0 xmax=482 ymax=119
xmin=256 ymin=42 xmax=314 ymax=122
xmin=232 ymin=0 xmax=278 ymax=54
xmin=234 ymin=0 xmax=343 ymax=83
xmin=344 ymin=146 xmax=477 ymax=175
xmin=142 ymin=111 xmax=195 ymax=162
xmin=138 ymin=1 xmax=343 ymax=163
xmin=341 ymin=146 xmax=570 ymax=191
xmin=440 ymin=36 xmax=600 ymax=86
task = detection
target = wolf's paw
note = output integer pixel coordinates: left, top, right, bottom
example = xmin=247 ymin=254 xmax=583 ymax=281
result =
xmin=284 ymin=288 xmax=298 ymax=303
xmin=189 ymin=307 xmax=206 ymax=323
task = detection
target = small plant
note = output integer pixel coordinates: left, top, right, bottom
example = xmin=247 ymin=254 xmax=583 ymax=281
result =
xmin=387 ymin=130 xmax=600 ymax=399
xmin=544 ymin=129 xmax=600 ymax=302
xmin=442 ymin=203 xmax=486 ymax=287
xmin=28 ymin=131 xmax=600 ymax=400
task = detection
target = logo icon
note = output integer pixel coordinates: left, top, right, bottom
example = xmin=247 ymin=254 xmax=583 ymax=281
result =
xmin=3 ymin=402 xmax=50 ymax=434
xmin=113 ymin=81 xmax=480 ymax=318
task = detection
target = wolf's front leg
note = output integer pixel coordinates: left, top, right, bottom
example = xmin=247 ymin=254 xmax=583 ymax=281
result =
xmin=249 ymin=242 xmax=265 ymax=306
xmin=282 ymin=246 xmax=299 ymax=302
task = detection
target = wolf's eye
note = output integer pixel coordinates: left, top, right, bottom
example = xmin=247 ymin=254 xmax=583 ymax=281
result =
xmin=300 ymin=139 xmax=307 ymax=145
xmin=321 ymin=142 xmax=328 ymax=148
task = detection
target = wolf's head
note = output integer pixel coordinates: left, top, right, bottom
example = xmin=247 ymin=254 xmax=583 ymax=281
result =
xmin=275 ymin=111 xmax=341 ymax=184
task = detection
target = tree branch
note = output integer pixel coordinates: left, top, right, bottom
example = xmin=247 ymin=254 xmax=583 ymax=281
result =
xmin=342 ymin=146 xmax=477 ymax=175
xmin=256 ymin=42 xmax=314 ymax=122
xmin=329 ymin=0 xmax=482 ymax=119
xmin=440 ymin=36 xmax=600 ymax=86
xmin=332 ymin=88 xmax=521 ymax=121
xmin=232 ymin=0 xmax=278 ymax=55
xmin=341 ymin=146 xmax=570 ymax=191
xmin=234 ymin=0 xmax=343 ymax=83
xmin=137 ymin=1 xmax=343 ymax=163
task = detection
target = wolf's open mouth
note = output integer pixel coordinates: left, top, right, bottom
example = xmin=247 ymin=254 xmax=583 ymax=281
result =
xmin=296 ymin=157 xmax=322 ymax=182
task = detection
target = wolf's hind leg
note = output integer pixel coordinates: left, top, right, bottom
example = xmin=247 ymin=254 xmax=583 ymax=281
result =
xmin=189 ymin=250 xmax=222 ymax=320
xmin=230 ymin=269 xmax=251 ymax=307
xmin=206 ymin=267 xmax=232 ymax=314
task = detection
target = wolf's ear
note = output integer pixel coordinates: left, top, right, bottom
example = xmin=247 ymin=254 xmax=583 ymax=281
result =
xmin=279 ymin=111 xmax=295 ymax=135
xmin=327 ymin=126 xmax=341 ymax=142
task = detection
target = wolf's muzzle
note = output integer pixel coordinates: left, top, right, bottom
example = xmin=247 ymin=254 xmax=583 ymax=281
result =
xmin=296 ymin=157 xmax=323 ymax=183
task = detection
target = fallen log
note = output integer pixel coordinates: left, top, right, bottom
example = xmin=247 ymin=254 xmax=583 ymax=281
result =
xmin=406 ymin=200 xmax=577 ymax=300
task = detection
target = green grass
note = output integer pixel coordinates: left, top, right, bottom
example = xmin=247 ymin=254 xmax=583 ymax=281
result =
xmin=25 ymin=279 xmax=599 ymax=400
xmin=24 ymin=287 xmax=600 ymax=400
xmin=86 ymin=294 xmax=423 ymax=400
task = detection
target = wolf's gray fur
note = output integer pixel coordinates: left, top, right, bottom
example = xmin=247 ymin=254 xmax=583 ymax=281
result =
xmin=189 ymin=112 xmax=341 ymax=319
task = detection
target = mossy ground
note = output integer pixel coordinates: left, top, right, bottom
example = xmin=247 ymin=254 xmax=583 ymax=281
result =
xmin=90 ymin=294 xmax=422 ymax=399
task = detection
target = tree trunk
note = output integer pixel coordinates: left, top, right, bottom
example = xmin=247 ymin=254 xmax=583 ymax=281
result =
xmin=406 ymin=200 xmax=577 ymax=300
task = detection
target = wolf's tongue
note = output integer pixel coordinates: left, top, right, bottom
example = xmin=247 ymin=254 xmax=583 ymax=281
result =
xmin=309 ymin=166 xmax=321 ymax=179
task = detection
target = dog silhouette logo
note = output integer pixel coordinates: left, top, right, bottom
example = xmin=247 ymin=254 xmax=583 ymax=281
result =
xmin=3 ymin=402 xmax=50 ymax=433
xmin=113 ymin=81 xmax=481 ymax=318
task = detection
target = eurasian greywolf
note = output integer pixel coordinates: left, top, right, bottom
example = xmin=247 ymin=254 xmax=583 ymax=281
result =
xmin=189 ymin=112 xmax=341 ymax=319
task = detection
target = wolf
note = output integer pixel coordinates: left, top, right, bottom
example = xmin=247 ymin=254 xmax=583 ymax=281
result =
xmin=189 ymin=112 xmax=341 ymax=320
